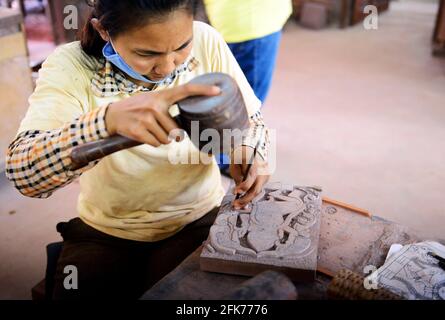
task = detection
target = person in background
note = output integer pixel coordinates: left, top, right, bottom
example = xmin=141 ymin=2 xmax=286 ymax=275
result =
xmin=204 ymin=0 xmax=292 ymax=104
xmin=204 ymin=0 xmax=291 ymax=172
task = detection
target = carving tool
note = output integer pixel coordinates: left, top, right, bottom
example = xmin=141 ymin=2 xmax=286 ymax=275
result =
xmin=234 ymin=127 xmax=264 ymax=203
xmin=234 ymin=140 xmax=261 ymax=202
xmin=70 ymin=73 xmax=249 ymax=170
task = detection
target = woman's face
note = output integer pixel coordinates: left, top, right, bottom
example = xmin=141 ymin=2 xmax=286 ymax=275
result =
xmin=96 ymin=10 xmax=193 ymax=82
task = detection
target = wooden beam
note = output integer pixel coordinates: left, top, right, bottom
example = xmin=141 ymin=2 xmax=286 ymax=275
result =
xmin=322 ymin=196 xmax=372 ymax=218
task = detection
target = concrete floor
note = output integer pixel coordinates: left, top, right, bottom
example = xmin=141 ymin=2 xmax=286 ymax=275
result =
xmin=1 ymin=0 xmax=444 ymax=299
xmin=262 ymin=0 xmax=445 ymax=242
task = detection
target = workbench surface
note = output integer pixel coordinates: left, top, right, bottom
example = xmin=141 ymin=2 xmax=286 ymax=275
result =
xmin=141 ymin=201 xmax=422 ymax=300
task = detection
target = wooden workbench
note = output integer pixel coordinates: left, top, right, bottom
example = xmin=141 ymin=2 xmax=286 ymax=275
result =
xmin=141 ymin=200 xmax=422 ymax=300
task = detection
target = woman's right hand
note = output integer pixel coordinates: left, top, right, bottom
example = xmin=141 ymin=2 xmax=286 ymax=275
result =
xmin=105 ymin=84 xmax=221 ymax=147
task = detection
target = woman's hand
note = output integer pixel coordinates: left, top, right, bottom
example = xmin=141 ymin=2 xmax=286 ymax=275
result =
xmin=230 ymin=146 xmax=270 ymax=209
xmin=105 ymin=84 xmax=221 ymax=147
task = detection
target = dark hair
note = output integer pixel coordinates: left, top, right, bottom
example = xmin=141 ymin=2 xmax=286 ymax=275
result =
xmin=80 ymin=0 xmax=198 ymax=57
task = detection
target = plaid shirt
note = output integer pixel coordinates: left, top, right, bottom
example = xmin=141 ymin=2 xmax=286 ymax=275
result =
xmin=91 ymin=57 xmax=200 ymax=97
xmin=6 ymin=60 xmax=269 ymax=198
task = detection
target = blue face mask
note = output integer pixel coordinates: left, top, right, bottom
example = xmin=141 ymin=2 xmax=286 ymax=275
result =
xmin=102 ymin=39 xmax=166 ymax=84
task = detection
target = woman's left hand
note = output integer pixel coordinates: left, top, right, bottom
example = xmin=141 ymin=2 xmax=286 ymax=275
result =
xmin=230 ymin=146 xmax=270 ymax=209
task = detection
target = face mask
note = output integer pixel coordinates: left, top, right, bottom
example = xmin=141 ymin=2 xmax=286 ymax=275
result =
xmin=102 ymin=38 xmax=167 ymax=84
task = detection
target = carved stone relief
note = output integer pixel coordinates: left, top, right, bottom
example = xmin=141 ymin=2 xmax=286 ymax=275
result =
xmin=200 ymin=182 xmax=322 ymax=281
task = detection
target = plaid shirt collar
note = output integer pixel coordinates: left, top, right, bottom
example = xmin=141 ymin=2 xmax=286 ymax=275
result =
xmin=91 ymin=57 xmax=199 ymax=97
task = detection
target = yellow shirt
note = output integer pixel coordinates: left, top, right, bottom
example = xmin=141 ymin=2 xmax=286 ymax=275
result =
xmin=17 ymin=21 xmax=262 ymax=242
xmin=204 ymin=0 xmax=293 ymax=43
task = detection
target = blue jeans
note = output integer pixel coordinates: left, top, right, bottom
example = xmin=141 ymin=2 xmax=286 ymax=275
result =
xmin=218 ymin=31 xmax=281 ymax=171
xmin=228 ymin=31 xmax=282 ymax=104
